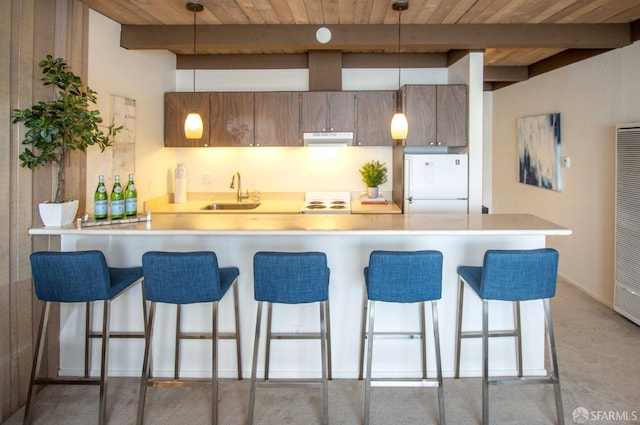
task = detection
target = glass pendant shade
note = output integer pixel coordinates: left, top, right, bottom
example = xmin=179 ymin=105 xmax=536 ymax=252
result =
xmin=184 ymin=112 xmax=203 ymax=139
xmin=391 ymin=112 xmax=408 ymax=140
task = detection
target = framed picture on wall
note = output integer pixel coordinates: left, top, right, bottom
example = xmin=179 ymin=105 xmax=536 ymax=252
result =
xmin=517 ymin=113 xmax=562 ymax=192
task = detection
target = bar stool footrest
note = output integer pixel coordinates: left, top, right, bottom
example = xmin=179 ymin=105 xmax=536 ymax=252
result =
xmin=146 ymin=377 xmax=213 ymax=387
xmin=460 ymin=329 xmax=518 ymax=338
xmin=33 ymin=377 xmax=102 ymax=385
xmin=88 ymin=331 xmax=145 ymax=339
xmin=371 ymin=378 xmax=442 ymax=388
xmin=256 ymin=379 xmax=325 ymax=388
xmin=489 ymin=376 xmax=559 ymax=386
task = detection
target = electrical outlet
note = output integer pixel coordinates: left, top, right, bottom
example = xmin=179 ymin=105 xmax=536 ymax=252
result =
xmin=292 ymin=325 xmax=302 ymax=334
xmin=202 ymin=173 xmax=212 ymax=184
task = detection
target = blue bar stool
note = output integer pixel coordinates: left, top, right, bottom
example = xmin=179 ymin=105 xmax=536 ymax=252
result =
xmin=25 ymin=250 xmax=145 ymax=425
xmin=359 ymin=250 xmax=446 ymax=425
xmin=454 ymin=248 xmax=564 ymax=425
xmin=248 ymin=251 xmax=331 ymax=425
xmin=137 ymin=251 xmax=242 ymax=425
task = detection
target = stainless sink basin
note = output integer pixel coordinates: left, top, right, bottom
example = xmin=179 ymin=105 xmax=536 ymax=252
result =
xmin=201 ymin=202 xmax=261 ymax=211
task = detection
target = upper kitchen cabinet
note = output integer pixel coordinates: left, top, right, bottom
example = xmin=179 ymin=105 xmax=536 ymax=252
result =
xmin=355 ymin=91 xmax=396 ymax=146
xmin=210 ymin=92 xmax=254 ymax=146
xmin=254 ymin=92 xmax=300 ymax=146
xmin=164 ymin=92 xmax=210 ymax=147
xmin=300 ymin=91 xmax=356 ymax=134
xmin=403 ymin=85 xmax=468 ymax=147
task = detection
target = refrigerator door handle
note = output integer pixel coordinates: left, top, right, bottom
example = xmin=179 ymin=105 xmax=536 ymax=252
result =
xmin=404 ymin=156 xmax=411 ymax=200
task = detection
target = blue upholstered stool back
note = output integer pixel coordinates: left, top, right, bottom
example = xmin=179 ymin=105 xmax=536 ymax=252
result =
xmin=478 ymin=248 xmax=559 ymax=301
xmin=365 ymin=250 xmax=443 ymax=303
xmin=142 ymin=251 xmax=239 ymax=304
xmin=253 ymin=251 xmax=329 ymax=304
xmin=30 ymin=250 xmax=123 ymax=302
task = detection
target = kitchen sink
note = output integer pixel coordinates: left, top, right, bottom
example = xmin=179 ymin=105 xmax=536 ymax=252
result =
xmin=201 ymin=202 xmax=261 ymax=210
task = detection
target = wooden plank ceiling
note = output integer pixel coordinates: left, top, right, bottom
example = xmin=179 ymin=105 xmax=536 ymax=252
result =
xmin=80 ymin=0 xmax=640 ymax=89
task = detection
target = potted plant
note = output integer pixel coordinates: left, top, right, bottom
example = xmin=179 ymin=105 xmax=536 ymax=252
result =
xmin=359 ymin=160 xmax=388 ymax=198
xmin=12 ymin=55 xmax=121 ymax=226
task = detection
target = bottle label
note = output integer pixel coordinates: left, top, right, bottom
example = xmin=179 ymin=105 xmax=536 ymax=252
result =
xmin=94 ymin=200 xmax=108 ymax=218
xmin=127 ymin=184 xmax=136 ymax=191
xmin=125 ymin=198 xmax=137 ymax=215
xmin=110 ymin=200 xmax=125 ymax=218
xmin=114 ymin=186 xmax=123 ymax=193
xmin=98 ymin=186 xmax=106 ymax=193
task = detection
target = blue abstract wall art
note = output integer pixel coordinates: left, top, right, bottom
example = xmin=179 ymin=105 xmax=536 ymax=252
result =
xmin=517 ymin=113 xmax=562 ymax=192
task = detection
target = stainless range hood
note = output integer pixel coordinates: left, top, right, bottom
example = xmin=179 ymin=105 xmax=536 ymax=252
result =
xmin=303 ymin=131 xmax=353 ymax=147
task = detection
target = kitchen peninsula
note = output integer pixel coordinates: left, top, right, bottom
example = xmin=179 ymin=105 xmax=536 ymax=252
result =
xmin=30 ymin=213 xmax=570 ymax=380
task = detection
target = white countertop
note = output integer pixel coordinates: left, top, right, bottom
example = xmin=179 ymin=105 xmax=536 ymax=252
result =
xmin=29 ymin=213 xmax=571 ymax=236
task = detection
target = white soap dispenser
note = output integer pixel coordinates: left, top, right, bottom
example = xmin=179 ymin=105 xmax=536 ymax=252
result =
xmin=174 ymin=163 xmax=187 ymax=204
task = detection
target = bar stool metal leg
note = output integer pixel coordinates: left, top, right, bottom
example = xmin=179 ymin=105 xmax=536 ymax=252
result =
xmin=363 ymin=300 xmax=376 ymax=425
xmin=98 ymin=299 xmax=112 ymax=425
xmin=544 ymin=298 xmax=565 ymax=425
xmin=137 ymin=301 xmax=157 ymax=425
xmin=319 ymin=300 xmax=329 ymax=425
xmin=264 ymin=302 xmax=273 ymax=381
xmin=454 ymin=278 xmax=464 ymax=379
xmin=420 ymin=301 xmax=427 ymax=380
xmin=482 ymin=300 xmax=489 ymax=425
xmin=85 ymin=302 xmax=91 ymax=378
xmin=233 ymin=283 xmax=243 ymax=379
xmin=325 ymin=298 xmax=332 ymax=381
xmin=175 ymin=304 xmax=182 ymax=379
xmin=24 ymin=302 xmax=50 ymax=425
xmin=212 ymin=302 xmax=219 ymax=425
xmin=247 ymin=302 xmax=264 ymax=425
xmin=431 ymin=301 xmax=446 ymax=425
xmin=358 ymin=287 xmax=368 ymax=380
xmin=515 ymin=301 xmax=523 ymax=377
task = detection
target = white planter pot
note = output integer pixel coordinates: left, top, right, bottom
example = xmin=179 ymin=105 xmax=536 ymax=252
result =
xmin=367 ymin=187 xmax=379 ymax=199
xmin=38 ymin=200 xmax=79 ymax=226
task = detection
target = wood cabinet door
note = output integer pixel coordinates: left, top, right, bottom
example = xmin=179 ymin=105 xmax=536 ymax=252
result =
xmin=300 ymin=92 xmax=327 ymax=133
xmin=254 ymin=92 xmax=300 ymax=146
xmin=436 ymin=85 xmax=467 ymax=146
xmin=356 ymin=91 xmax=396 ymax=146
xmin=403 ymin=85 xmax=437 ymax=147
xmin=326 ymin=91 xmax=356 ymax=132
xmin=164 ymin=92 xmax=210 ymax=147
xmin=210 ymin=92 xmax=254 ymax=146
xmin=300 ymin=91 xmax=356 ymax=133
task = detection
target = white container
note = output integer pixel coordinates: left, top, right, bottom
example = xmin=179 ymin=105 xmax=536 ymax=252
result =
xmin=174 ymin=163 xmax=187 ymax=204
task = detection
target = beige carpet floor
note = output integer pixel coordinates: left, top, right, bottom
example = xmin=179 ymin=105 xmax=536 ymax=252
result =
xmin=3 ymin=280 xmax=639 ymax=425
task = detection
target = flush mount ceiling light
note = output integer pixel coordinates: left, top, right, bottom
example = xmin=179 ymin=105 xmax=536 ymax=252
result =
xmin=184 ymin=1 xmax=204 ymax=139
xmin=315 ymin=27 xmax=332 ymax=44
xmin=390 ymin=0 xmax=409 ymax=140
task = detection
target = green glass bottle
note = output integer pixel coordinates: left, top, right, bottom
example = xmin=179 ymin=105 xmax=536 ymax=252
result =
xmin=110 ymin=175 xmax=125 ymax=219
xmin=94 ymin=175 xmax=108 ymax=219
xmin=125 ymin=174 xmax=138 ymax=216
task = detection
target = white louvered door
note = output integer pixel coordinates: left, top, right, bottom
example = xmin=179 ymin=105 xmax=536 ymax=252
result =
xmin=614 ymin=124 xmax=640 ymax=325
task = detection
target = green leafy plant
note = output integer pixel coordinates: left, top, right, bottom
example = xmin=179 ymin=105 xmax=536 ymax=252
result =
xmin=12 ymin=55 xmax=121 ymax=204
xmin=359 ymin=160 xmax=388 ymax=187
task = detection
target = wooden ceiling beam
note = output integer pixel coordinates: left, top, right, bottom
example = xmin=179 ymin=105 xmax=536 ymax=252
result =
xmin=484 ymin=66 xmax=528 ymax=82
xmin=528 ymin=48 xmax=613 ymax=79
xmin=121 ymin=23 xmax=631 ymax=53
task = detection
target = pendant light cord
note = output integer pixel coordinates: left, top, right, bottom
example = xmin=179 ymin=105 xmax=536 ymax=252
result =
xmin=192 ymin=7 xmax=197 ymax=108
xmin=397 ymin=8 xmax=401 ymax=91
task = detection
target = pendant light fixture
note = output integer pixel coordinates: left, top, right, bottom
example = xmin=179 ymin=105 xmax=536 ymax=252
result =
xmin=390 ymin=0 xmax=409 ymax=140
xmin=184 ymin=1 xmax=204 ymax=139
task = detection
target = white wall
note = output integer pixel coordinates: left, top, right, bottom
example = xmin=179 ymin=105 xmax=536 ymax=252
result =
xmin=87 ymin=10 xmax=175 ymax=206
xmin=491 ymin=41 xmax=640 ymax=305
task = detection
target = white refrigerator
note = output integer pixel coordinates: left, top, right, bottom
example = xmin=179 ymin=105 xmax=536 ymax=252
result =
xmin=404 ymin=154 xmax=469 ymax=213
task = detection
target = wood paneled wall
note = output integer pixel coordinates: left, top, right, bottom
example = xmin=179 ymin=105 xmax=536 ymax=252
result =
xmin=0 ymin=0 xmax=88 ymax=420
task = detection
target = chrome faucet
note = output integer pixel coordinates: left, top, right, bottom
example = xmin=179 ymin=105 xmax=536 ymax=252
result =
xmin=230 ymin=172 xmax=249 ymax=202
